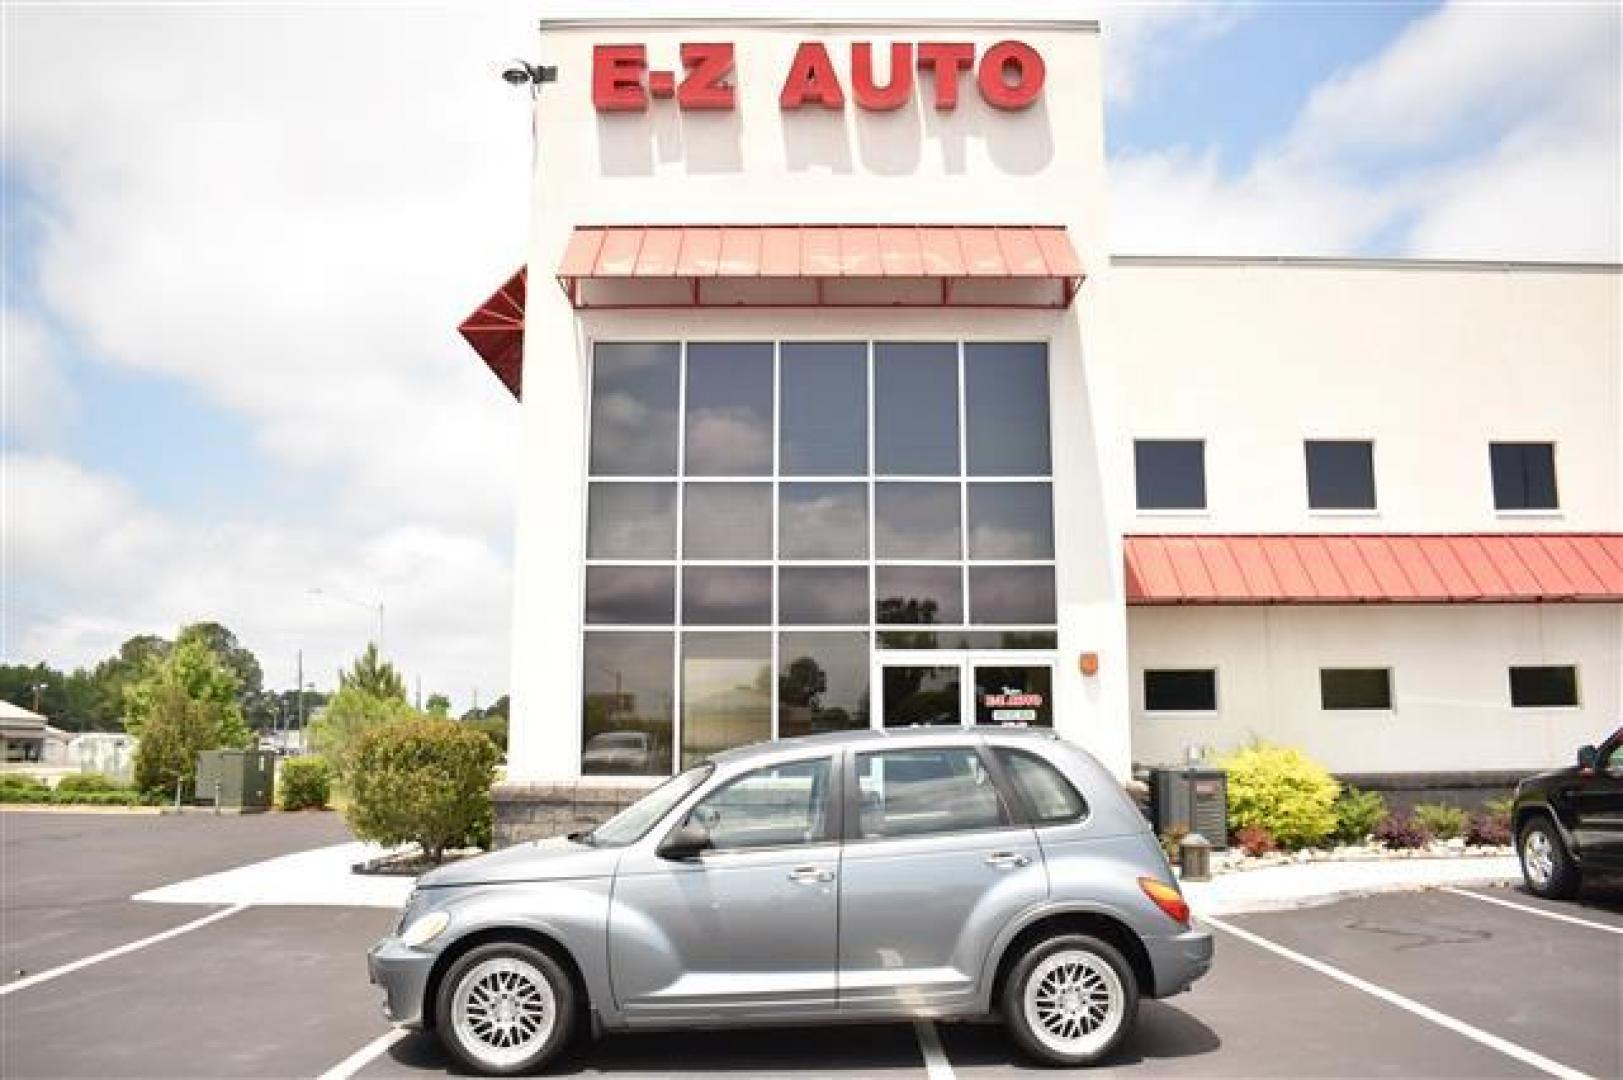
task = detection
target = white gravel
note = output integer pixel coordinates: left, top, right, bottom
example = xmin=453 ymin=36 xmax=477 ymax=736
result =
xmin=1183 ymin=854 xmax=1522 ymax=916
xmin=134 ymin=841 xmax=415 ymax=908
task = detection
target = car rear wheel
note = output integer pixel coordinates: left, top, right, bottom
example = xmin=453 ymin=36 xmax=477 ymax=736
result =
xmin=1002 ymin=934 xmax=1138 ymax=1067
xmin=1518 ymin=817 xmax=1580 ymax=900
xmin=436 ymin=942 xmax=575 ymax=1076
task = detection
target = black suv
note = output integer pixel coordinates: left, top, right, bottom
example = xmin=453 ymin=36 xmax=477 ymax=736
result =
xmin=1512 ymin=727 xmax=1623 ymax=899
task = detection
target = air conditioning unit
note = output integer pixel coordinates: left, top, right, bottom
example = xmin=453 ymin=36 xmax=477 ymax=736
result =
xmin=1149 ymin=767 xmax=1228 ymax=851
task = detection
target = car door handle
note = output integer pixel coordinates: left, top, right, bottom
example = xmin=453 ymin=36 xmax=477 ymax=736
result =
xmin=787 ymin=865 xmax=836 ymax=884
xmin=985 ymin=851 xmax=1032 ymax=869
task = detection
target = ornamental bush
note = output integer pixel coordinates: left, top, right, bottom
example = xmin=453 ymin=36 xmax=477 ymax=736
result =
xmin=277 ymin=756 xmax=332 ymax=811
xmin=1466 ymin=813 xmax=1512 ymax=847
xmin=1234 ymin=824 xmax=1278 ymax=857
xmin=1330 ymin=787 xmax=1387 ymax=845
xmin=1373 ymin=813 xmax=1432 ymax=850
xmin=56 ymin=773 xmax=127 ymax=795
xmin=345 ymin=717 xmax=497 ymax=862
xmin=1413 ymin=802 xmax=1469 ymax=841
xmin=1218 ymin=742 xmax=1340 ymax=850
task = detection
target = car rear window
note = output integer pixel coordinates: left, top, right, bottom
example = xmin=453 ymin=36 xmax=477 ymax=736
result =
xmin=994 ymin=747 xmax=1088 ymax=825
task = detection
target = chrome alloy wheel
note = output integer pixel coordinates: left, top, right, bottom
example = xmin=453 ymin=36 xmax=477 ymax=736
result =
xmin=1022 ymin=949 xmax=1127 ymax=1058
xmin=1523 ymin=828 xmax=1554 ymax=887
xmin=451 ymin=956 xmax=557 ymax=1069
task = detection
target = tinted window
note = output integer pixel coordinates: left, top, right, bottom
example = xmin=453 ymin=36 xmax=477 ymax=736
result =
xmin=682 ymin=567 xmax=771 ymax=625
xmin=1490 ymin=443 xmax=1558 ymax=511
xmin=587 ymin=483 xmax=677 ymax=559
xmin=585 ymin=567 xmax=675 ymax=625
xmin=1135 ymin=440 xmax=1206 ymax=510
xmin=1320 ymin=668 xmax=1392 ymax=710
xmin=881 ymin=666 xmax=962 ymax=727
xmin=781 ymin=343 xmax=867 ymax=475
xmin=590 ymin=343 xmax=680 ymax=475
xmin=1306 ymin=441 xmax=1376 ymax=510
xmin=969 ymin=566 xmax=1057 ymax=625
xmin=1144 ymin=669 xmax=1216 ymax=712
xmin=967 ymin=483 xmax=1054 ymax=559
xmin=779 ymin=632 xmax=870 ymax=738
xmin=779 ymin=567 xmax=868 ymax=624
xmin=683 ymin=483 xmax=771 ymax=559
xmin=582 ymin=632 xmax=673 ymax=775
xmin=876 ymin=566 xmax=963 ymax=624
xmin=685 ymin=343 xmax=773 ymax=475
xmin=878 ymin=630 xmax=1059 ymax=650
xmin=682 ymin=632 xmax=770 ymax=765
xmin=680 ymin=758 xmax=832 ymax=850
xmin=874 ymin=343 xmax=959 ymax=475
xmin=779 ymin=483 xmax=868 ymax=560
xmin=875 ymin=483 xmax=962 ymax=559
xmin=994 ymin=748 xmax=1087 ymax=824
xmin=965 ymin=343 xmax=1051 ymax=476
xmin=855 ymin=748 xmax=1009 ymax=838
xmin=1509 ymin=665 xmax=1578 ymax=708
xmin=974 ymin=666 xmax=1053 ymax=727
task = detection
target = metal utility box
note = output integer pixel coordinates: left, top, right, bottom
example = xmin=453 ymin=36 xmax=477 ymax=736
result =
xmin=1149 ymin=767 xmax=1229 ymax=851
xmin=194 ymin=749 xmax=275 ymax=809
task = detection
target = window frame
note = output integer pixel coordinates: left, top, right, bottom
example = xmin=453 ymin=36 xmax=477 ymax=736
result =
xmin=1318 ymin=667 xmax=1395 ymax=712
xmin=1142 ymin=668 xmax=1219 ymax=714
xmin=1508 ymin=664 xmax=1581 ymax=709
xmin=841 ymin=743 xmax=1020 ymax=844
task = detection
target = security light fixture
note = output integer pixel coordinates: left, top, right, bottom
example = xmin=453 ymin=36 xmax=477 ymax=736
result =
xmin=502 ymin=60 xmax=557 ymax=92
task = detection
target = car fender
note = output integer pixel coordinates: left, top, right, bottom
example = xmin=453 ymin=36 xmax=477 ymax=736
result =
xmin=1516 ymin=797 xmax=1580 ymax=852
xmin=975 ymin=895 xmax=1148 ymax=1011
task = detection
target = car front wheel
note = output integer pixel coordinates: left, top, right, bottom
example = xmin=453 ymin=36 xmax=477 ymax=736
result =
xmin=1002 ymin=934 xmax=1138 ymax=1067
xmin=436 ymin=941 xmax=575 ymax=1076
xmin=1518 ymin=816 xmax=1581 ymax=900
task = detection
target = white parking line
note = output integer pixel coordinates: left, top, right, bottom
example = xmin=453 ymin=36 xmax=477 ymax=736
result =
xmin=914 ymin=1019 xmax=956 ymax=1080
xmin=316 ymin=1028 xmax=408 ymax=1080
xmin=1205 ymin=915 xmax=1593 ymax=1080
xmin=1439 ymin=887 xmax=1623 ymax=935
xmin=0 ymin=903 xmax=248 ymax=997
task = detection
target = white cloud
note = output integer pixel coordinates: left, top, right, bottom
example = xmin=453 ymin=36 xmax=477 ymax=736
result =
xmin=2 ymin=308 xmax=78 ymax=450
xmin=1095 ymin=1 xmax=1255 ymax=104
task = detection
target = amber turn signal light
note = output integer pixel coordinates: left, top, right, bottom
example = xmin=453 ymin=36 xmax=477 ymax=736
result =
xmin=1139 ymin=876 xmax=1191 ymax=926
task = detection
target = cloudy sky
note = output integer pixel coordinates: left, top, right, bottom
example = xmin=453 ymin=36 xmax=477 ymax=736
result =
xmin=4 ymin=1 xmax=1619 ymax=709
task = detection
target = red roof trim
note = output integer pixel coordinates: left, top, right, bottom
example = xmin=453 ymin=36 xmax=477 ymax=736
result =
xmin=1125 ymin=534 xmax=1623 ymax=605
xmin=458 ymin=268 xmax=526 ymax=399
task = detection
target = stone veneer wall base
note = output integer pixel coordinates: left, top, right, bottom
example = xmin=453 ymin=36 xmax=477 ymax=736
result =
xmin=493 ymin=778 xmax=664 ymax=847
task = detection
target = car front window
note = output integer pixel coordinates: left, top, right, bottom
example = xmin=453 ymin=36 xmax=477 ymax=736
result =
xmin=585 ymin=764 xmax=713 ymax=848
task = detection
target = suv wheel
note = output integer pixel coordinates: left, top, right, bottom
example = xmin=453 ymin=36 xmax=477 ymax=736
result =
xmin=1518 ymin=816 xmax=1581 ymax=900
xmin=436 ymin=941 xmax=575 ymax=1076
xmin=1003 ymin=934 xmax=1138 ymax=1067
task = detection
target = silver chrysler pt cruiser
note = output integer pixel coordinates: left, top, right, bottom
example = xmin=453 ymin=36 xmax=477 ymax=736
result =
xmin=369 ymin=727 xmax=1213 ymax=1074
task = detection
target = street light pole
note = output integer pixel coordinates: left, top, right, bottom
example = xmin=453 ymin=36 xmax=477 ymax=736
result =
xmin=309 ymin=587 xmax=385 ymax=651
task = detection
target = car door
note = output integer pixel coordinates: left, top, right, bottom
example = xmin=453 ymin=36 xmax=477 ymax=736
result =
xmin=609 ymin=755 xmax=841 ymax=1022
xmin=1572 ymin=731 xmax=1623 ymax=868
xmin=838 ymin=742 xmax=1046 ymax=1015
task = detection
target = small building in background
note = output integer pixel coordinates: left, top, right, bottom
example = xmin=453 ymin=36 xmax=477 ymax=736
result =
xmin=1 ymin=700 xmax=72 ymax=768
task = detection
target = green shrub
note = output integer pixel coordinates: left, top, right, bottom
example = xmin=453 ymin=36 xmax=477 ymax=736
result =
xmin=1218 ymin=742 xmax=1340 ymax=850
xmin=1158 ymin=824 xmax=1189 ymax=863
xmin=1413 ymin=802 xmax=1469 ymax=841
xmin=55 ymin=773 xmax=128 ymax=795
xmin=345 ymin=717 xmax=497 ymax=861
xmin=1331 ymin=787 xmax=1387 ymax=845
xmin=278 ymin=757 xmax=332 ymax=811
xmin=0 ymin=773 xmax=48 ymax=795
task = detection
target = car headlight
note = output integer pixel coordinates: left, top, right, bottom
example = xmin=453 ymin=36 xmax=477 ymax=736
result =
xmin=399 ymin=910 xmax=451 ymax=948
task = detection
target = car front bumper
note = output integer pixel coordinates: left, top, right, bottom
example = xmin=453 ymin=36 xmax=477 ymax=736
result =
xmin=368 ymin=935 xmax=436 ymax=1028
xmin=1144 ymin=924 xmax=1215 ymax=998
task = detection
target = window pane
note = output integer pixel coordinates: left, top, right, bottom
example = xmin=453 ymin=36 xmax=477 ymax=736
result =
xmin=875 ymin=483 xmax=962 ymax=559
xmin=876 ymin=566 xmax=963 ymax=624
xmin=587 ymin=483 xmax=677 ymax=559
xmin=878 ymin=630 xmax=1058 ymax=650
xmin=590 ymin=343 xmax=680 ymax=476
xmin=855 ymin=748 xmax=1009 ymax=837
xmin=781 ymin=343 xmax=867 ymax=475
xmin=683 ymin=483 xmax=771 ymax=559
xmin=875 ymin=343 xmax=959 ymax=475
xmin=585 ymin=567 xmax=675 ymax=625
xmin=1491 ymin=443 xmax=1558 ymax=510
xmin=682 ymin=567 xmax=771 ymax=625
xmin=779 ymin=567 xmax=868 ymax=624
xmin=974 ymin=666 xmax=1053 ymax=727
xmin=779 ymin=483 xmax=868 ymax=560
xmin=967 ymin=483 xmax=1054 ymax=559
xmin=1144 ymin=669 xmax=1216 ymax=712
xmin=969 ymin=566 xmax=1056 ymax=625
xmin=686 ymin=343 xmax=773 ymax=475
xmin=779 ymin=632 xmax=870 ymax=738
xmin=1306 ymin=441 xmax=1376 ymax=510
xmin=681 ymin=632 xmax=770 ymax=766
xmin=965 ymin=343 xmax=1050 ymax=475
xmin=582 ymin=631 xmax=673 ymax=775
xmin=881 ymin=667 xmax=962 ymax=727
xmin=681 ymin=758 xmax=833 ymax=850
xmin=1135 ymin=440 xmax=1206 ymax=510
xmin=1320 ymin=668 xmax=1392 ymax=710
xmin=995 ymin=748 xmax=1087 ymax=824
xmin=1509 ymin=665 xmax=1578 ymax=708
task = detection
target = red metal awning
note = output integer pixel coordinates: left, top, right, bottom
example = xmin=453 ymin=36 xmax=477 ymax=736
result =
xmin=1125 ymin=534 xmax=1623 ymax=605
xmin=556 ymin=224 xmax=1084 ymax=309
xmin=459 ymin=268 xmax=526 ymax=399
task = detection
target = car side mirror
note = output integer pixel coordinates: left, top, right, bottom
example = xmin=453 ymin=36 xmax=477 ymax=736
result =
xmin=659 ymin=820 xmax=712 ymax=861
xmin=1577 ymin=745 xmax=1598 ymax=770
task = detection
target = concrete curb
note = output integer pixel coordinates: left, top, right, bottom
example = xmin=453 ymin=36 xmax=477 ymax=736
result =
xmin=1183 ymin=855 xmax=1521 ymax=916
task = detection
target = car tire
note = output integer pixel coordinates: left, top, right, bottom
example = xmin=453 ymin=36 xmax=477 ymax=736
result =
xmin=435 ymin=941 xmax=576 ymax=1076
xmin=1518 ymin=816 xmax=1581 ymax=901
xmin=1002 ymin=933 xmax=1139 ymax=1067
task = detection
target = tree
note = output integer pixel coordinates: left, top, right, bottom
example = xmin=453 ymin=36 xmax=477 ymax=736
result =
xmin=339 ymin=644 xmax=406 ymax=701
xmin=307 ymin=684 xmax=417 ymax=781
xmin=425 ymin=693 xmax=452 ymax=718
xmin=126 ymin=639 xmax=254 ymax=794
xmin=176 ymin=622 xmax=276 ymax=730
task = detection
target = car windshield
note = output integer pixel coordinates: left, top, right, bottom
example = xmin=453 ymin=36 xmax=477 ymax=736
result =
xmin=580 ymin=764 xmax=713 ymax=848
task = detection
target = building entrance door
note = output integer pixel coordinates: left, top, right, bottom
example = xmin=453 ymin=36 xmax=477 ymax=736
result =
xmin=876 ymin=653 xmax=1056 ymax=729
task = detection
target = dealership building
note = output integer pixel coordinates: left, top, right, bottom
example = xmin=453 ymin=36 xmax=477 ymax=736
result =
xmin=459 ymin=11 xmax=1623 ymax=842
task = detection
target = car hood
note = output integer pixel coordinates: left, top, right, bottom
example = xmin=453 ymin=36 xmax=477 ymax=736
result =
xmin=416 ymin=836 xmax=621 ymax=889
xmin=1518 ymin=764 xmax=1580 ymax=791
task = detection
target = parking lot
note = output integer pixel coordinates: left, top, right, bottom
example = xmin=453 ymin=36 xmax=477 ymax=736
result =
xmin=3 ymin=812 xmax=1619 ymax=1079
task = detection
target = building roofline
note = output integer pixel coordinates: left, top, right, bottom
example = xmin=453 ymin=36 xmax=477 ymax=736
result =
xmin=539 ymin=18 xmax=1100 ymax=32
xmin=1110 ymin=254 xmax=1622 ymax=274
xmin=535 ymin=2 xmax=1098 ymax=32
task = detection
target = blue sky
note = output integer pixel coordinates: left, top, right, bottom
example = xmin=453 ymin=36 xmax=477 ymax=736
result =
xmin=4 ymin=2 xmax=1618 ymax=705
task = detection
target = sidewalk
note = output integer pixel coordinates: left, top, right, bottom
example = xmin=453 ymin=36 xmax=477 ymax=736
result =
xmin=1182 ymin=854 xmax=1521 ymax=916
xmin=134 ymin=841 xmax=414 ymax=908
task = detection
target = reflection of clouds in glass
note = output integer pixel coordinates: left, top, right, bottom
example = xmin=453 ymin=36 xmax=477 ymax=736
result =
xmin=591 ymin=344 xmax=679 ymax=475
xmin=780 ymin=484 xmax=867 ymax=559
xmin=682 ymin=567 xmax=771 ymax=624
xmin=588 ymin=483 xmax=676 ymax=558
xmin=780 ymin=631 xmax=869 ymax=726
xmin=779 ymin=568 xmax=867 ymax=624
xmin=875 ymin=484 xmax=961 ymax=559
xmin=968 ymin=523 xmax=1047 ymax=559
xmin=969 ymin=566 xmax=1056 ymax=624
xmin=876 ymin=567 xmax=963 ymax=624
xmin=685 ymin=406 xmax=772 ymax=475
xmin=684 ymin=484 xmax=771 ymax=558
xmin=967 ymin=483 xmax=1053 ymax=559
xmin=584 ymin=567 xmax=675 ymax=624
